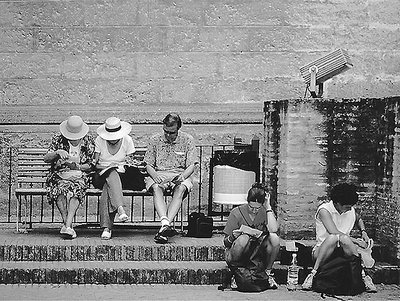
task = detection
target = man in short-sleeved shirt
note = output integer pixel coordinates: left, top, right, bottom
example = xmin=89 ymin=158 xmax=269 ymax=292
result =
xmin=144 ymin=113 xmax=198 ymax=244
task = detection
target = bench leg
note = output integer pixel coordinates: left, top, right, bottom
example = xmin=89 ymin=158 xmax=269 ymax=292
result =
xmin=16 ymin=195 xmax=19 ymax=233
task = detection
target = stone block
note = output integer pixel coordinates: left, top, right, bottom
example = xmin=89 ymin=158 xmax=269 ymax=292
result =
xmin=324 ymin=77 xmax=400 ymax=99
xmin=204 ymin=0 xmax=287 ymax=26
xmin=63 ymin=53 xmax=137 ymax=79
xmin=0 ymin=53 xmax=63 ymax=79
xmin=0 ymin=1 xmax=85 ymax=27
xmin=148 ymin=0 xmax=204 ymax=26
xmin=286 ymin=0 xmax=369 ymax=27
xmin=83 ymin=0 xmax=141 ymax=26
xmin=219 ymin=52 xmax=303 ymax=79
xmin=164 ymin=27 xmax=248 ymax=52
xmin=367 ymin=0 xmax=400 ymax=25
xmin=0 ymin=28 xmax=33 ymax=52
xmin=35 ymin=27 xmax=113 ymax=53
xmin=110 ymin=27 xmax=164 ymax=52
xmin=136 ymin=53 xmax=219 ymax=80
xmin=35 ymin=27 xmax=164 ymax=53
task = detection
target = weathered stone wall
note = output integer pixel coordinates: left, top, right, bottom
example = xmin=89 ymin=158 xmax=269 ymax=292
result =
xmin=263 ymin=97 xmax=400 ymax=263
xmin=1 ymin=0 xmax=399 ymax=108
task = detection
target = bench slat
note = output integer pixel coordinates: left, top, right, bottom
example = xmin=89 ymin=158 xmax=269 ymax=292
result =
xmin=15 ymin=188 xmax=47 ymax=195
xmin=19 ymin=168 xmax=49 ymax=174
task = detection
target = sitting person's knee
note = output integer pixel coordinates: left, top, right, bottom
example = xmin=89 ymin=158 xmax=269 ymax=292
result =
xmin=325 ymin=233 xmax=341 ymax=245
xmin=105 ymin=169 xmax=119 ymax=180
xmin=268 ymin=232 xmax=280 ymax=247
xmin=151 ymin=183 xmax=164 ymax=193
xmin=173 ymin=184 xmax=187 ymax=196
xmin=338 ymin=234 xmax=354 ymax=248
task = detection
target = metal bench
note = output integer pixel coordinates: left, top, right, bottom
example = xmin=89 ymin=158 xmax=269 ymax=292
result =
xmin=15 ymin=147 xmax=187 ymax=232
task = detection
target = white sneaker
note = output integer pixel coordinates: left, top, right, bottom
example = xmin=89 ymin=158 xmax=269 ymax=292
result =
xmin=302 ymin=270 xmax=316 ymax=291
xmin=231 ymin=276 xmax=237 ymax=289
xmin=60 ymin=225 xmax=67 ymax=234
xmin=101 ymin=228 xmax=112 ymax=240
xmin=64 ymin=227 xmax=77 ymax=239
xmin=118 ymin=213 xmax=129 ymax=222
xmin=363 ymin=274 xmax=377 ymax=293
xmin=267 ymin=273 xmax=278 ymax=289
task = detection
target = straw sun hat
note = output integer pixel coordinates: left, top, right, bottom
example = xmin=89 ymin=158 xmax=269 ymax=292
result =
xmin=97 ymin=117 xmax=132 ymax=141
xmin=59 ymin=115 xmax=89 ymax=140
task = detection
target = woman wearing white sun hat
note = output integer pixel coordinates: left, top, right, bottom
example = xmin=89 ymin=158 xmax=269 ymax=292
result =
xmin=92 ymin=117 xmax=142 ymax=240
xmin=44 ymin=115 xmax=95 ymax=239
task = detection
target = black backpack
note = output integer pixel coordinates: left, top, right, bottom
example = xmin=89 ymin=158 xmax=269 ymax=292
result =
xmin=187 ymin=212 xmax=213 ymax=238
xmin=229 ymin=239 xmax=270 ymax=292
xmin=312 ymin=255 xmax=366 ymax=296
xmin=231 ymin=265 xmax=270 ymax=292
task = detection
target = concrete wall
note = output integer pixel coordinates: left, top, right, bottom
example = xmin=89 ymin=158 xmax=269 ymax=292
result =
xmin=0 ymin=0 xmax=399 ymax=109
xmin=263 ymin=97 xmax=400 ymax=264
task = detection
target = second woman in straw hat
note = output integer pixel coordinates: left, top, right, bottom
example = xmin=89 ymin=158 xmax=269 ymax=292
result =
xmin=92 ymin=117 xmax=144 ymax=239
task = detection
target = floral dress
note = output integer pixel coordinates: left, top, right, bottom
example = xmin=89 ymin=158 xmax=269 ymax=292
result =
xmin=46 ymin=133 xmax=95 ymax=204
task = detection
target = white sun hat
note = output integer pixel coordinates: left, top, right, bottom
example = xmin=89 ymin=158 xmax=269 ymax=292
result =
xmin=59 ymin=115 xmax=89 ymax=140
xmin=97 ymin=117 xmax=132 ymax=140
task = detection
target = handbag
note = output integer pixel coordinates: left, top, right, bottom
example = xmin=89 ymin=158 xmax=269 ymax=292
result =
xmin=187 ymin=212 xmax=213 ymax=238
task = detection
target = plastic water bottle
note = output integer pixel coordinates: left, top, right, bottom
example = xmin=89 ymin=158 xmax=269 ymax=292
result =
xmin=287 ymin=253 xmax=299 ymax=291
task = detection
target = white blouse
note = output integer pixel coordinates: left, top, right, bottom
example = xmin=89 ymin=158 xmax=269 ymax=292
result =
xmin=315 ymin=200 xmax=356 ymax=247
xmin=95 ymin=135 xmax=135 ymax=173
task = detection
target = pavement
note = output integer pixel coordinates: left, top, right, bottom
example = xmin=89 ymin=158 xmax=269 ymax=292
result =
xmin=1 ymin=283 xmax=400 ymax=301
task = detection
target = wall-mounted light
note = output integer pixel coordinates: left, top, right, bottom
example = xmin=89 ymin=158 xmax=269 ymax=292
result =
xmin=300 ymin=49 xmax=353 ymax=98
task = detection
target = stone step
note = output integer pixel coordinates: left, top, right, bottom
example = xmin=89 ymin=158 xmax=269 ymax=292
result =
xmin=0 ymin=260 xmax=398 ymax=285
xmin=0 ymin=261 xmax=291 ymax=285
xmin=0 ymin=237 xmax=387 ymax=263
xmin=0 ymin=261 xmax=230 ymax=285
xmin=0 ymin=243 xmax=226 ymax=262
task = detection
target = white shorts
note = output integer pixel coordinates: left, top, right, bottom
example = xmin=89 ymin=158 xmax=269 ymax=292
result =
xmin=145 ymin=170 xmax=193 ymax=192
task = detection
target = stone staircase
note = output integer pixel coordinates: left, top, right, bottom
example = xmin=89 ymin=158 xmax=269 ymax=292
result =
xmin=0 ymin=225 xmax=398 ymax=285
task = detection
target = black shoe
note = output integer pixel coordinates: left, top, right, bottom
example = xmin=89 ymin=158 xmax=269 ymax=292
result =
xmin=154 ymin=232 xmax=168 ymax=244
xmin=160 ymin=225 xmax=178 ymax=237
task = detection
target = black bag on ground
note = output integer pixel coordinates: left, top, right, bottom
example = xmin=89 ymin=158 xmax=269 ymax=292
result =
xmin=230 ymin=239 xmax=270 ymax=292
xmin=187 ymin=212 xmax=213 ymax=238
xmin=231 ymin=266 xmax=269 ymax=292
xmin=312 ymin=255 xmax=365 ymax=296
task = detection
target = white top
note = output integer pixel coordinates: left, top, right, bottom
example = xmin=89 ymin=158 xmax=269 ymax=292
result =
xmin=68 ymin=142 xmax=80 ymax=164
xmin=315 ymin=200 xmax=356 ymax=247
xmin=95 ymin=135 xmax=135 ymax=173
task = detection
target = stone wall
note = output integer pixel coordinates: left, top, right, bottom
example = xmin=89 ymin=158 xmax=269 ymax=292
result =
xmin=0 ymin=0 xmax=399 ymax=108
xmin=263 ymin=97 xmax=400 ymax=264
